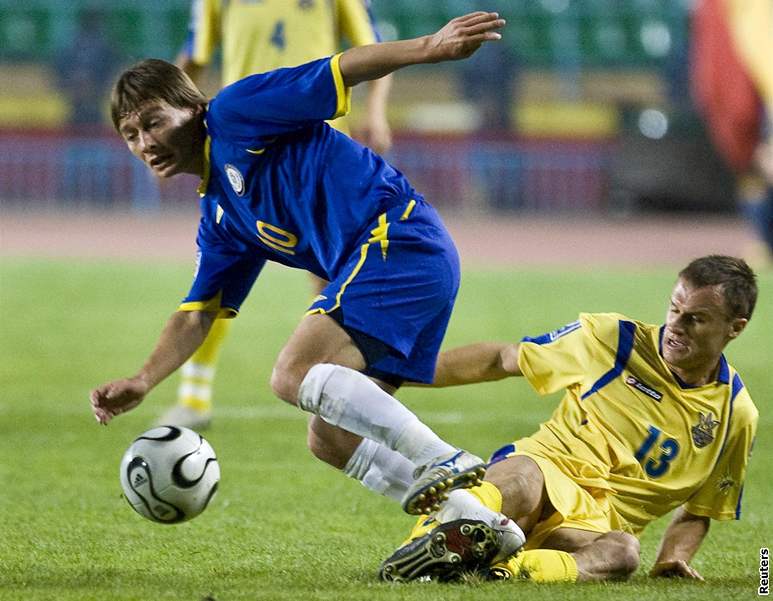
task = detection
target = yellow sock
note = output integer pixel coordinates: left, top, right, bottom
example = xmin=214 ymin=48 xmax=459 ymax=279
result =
xmin=466 ymin=480 xmax=503 ymax=512
xmin=178 ymin=318 xmax=232 ymax=411
xmin=496 ymin=549 xmax=579 ymax=583
xmin=403 ymin=481 xmax=504 ymax=544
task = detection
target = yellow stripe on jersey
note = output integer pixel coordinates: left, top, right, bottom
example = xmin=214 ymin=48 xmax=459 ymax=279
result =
xmin=305 ymin=210 xmax=390 ymax=316
xmin=197 ymin=136 xmax=212 ymax=197
xmin=400 ymin=199 xmax=416 ymax=221
xmin=305 ymin=242 xmax=369 ymax=317
xmin=329 ymin=53 xmax=352 ymax=119
xmin=371 ymin=212 xmax=389 ymax=260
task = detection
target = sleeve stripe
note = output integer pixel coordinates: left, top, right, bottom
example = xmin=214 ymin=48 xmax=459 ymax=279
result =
xmin=735 ymin=484 xmax=744 ymax=519
xmin=329 ymin=53 xmax=352 ymax=119
xmin=580 ymin=320 xmax=636 ymax=401
xmin=178 ymin=302 xmax=238 ymax=319
xmin=178 ymin=290 xmax=238 ymax=318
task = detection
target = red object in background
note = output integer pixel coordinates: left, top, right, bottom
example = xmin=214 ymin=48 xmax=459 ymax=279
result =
xmin=690 ymin=0 xmax=762 ymax=173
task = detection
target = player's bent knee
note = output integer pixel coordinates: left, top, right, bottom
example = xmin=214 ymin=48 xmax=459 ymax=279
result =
xmin=269 ymin=368 xmax=290 ymax=404
xmin=270 ymin=363 xmax=309 ymax=405
xmin=609 ymin=531 xmax=640 ymax=577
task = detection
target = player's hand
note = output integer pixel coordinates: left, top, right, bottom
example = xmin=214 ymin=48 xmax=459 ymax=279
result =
xmin=649 ymin=559 xmax=705 ymax=581
xmin=428 ymin=12 xmax=506 ymax=62
xmin=90 ymin=377 xmax=149 ymax=425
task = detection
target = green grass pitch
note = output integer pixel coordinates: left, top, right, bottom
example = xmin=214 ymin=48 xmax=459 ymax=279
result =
xmin=0 ymin=259 xmax=770 ymax=600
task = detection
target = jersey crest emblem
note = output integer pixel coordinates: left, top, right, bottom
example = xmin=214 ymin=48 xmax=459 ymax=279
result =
xmin=224 ymin=164 xmax=245 ymax=196
xmin=691 ymin=412 xmax=720 ymax=448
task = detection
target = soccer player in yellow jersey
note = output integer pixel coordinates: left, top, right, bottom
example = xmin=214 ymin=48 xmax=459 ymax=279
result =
xmin=177 ymin=0 xmax=392 ymax=151
xmin=380 ymin=255 xmax=759 ymax=584
xmin=161 ymin=0 xmax=393 ymax=429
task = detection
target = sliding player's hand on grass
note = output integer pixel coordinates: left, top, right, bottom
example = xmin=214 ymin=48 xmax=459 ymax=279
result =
xmin=90 ymin=377 xmax=149 ymax=424
xmin=649 ymin=559 xmax=705 ymax=581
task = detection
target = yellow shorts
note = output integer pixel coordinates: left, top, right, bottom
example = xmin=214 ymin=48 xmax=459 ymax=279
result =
xmin=503 ymin=440 xmax=632 ymax=549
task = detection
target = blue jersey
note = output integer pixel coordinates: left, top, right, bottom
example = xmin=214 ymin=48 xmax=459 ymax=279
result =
xmin=181 ymin=54 xmax=418 ymax=316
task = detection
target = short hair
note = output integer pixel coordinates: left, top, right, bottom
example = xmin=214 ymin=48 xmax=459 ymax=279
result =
xmin=110 ymin=59 xmax=208 ymax=131
xmin=678 ymin=255 xmax=758 ymax=319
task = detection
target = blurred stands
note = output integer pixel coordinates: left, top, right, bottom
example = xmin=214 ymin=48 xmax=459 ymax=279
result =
xmin=0 ymin=0 xmax=734 ymax=214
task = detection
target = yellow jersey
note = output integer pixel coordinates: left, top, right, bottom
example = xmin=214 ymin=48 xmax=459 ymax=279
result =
xmin=516 ymin=312 xmax=758 ymax=534
xmin=183 ymin=0 xmax=381 ymax=86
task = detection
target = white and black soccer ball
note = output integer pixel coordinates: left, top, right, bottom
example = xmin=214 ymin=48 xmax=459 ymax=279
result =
xmin=119 ymin=426 xmax=220 ymax=524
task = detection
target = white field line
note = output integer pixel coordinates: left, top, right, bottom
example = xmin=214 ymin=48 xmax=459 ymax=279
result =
xmin=3 ymin=401 xmax=519 ymax=426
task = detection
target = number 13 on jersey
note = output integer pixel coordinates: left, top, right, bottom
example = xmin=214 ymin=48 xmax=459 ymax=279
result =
xmin=634 ymin=425 xmax=680 ymax=478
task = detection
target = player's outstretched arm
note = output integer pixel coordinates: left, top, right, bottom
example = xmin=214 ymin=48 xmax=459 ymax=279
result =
xmin=89 ymin=310 xmax=216 ymax=424
xmin=421 ymin=342 xmax=522 ymax=387
xmin=649 ymin=506 xmax=709 ymax=581
xmin=339 ymin=11 xmax=505 ymax=87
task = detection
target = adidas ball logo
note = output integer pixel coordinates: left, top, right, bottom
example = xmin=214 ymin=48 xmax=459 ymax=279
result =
xmin=133 ymin=472 xmax=147 ymax=487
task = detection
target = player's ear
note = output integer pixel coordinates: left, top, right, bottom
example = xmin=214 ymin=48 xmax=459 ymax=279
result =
xmin=727 ymin=317 xmax=747 ymax=339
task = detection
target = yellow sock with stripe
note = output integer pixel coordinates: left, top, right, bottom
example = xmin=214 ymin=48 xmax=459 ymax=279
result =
xmin=177 ymin=318 xmax=231 ymax=412
xmin=495 ymin=549 xmax=579 ymax=583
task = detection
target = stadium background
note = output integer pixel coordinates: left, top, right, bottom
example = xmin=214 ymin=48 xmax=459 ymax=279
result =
xmin=0 ymin=1 xmax=770 ymax=600
xmin=0 ymin=0 xmax=741 ymax=216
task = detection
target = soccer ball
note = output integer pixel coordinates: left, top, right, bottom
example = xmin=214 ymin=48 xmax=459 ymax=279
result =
xmin=119 ymin=426 xmax=220 ymax=524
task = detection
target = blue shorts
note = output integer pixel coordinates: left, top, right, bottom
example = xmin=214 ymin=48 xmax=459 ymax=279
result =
xmin=307 ymin=198 xmax=460 ymax=383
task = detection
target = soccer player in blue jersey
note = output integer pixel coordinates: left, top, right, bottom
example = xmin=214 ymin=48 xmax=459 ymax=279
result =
xmin=89 ymin=12 xmax=522 ymax=541
xmin=380 ymin=255 xmax=759 ymax=584
xmin=160 ymin=0 xmax=394 ymax=430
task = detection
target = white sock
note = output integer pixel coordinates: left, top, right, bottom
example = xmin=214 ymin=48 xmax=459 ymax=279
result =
xmin=343 ymin=438 xmax=415 ymax=501
xmin=298 ymin=363 xmax=456 ymax=465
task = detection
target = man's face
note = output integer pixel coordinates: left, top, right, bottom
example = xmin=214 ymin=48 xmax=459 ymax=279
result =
xmin=118 ymin=101 xmax=202 ymax=178
xmin=662 ymin=277 xmax=747 ymax=377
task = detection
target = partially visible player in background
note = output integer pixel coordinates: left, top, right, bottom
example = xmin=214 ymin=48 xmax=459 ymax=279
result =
xmin=161 ymin=0 xmax=393 ymax=429
xmin=691 ymin=0 xmax=773 ymax=270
